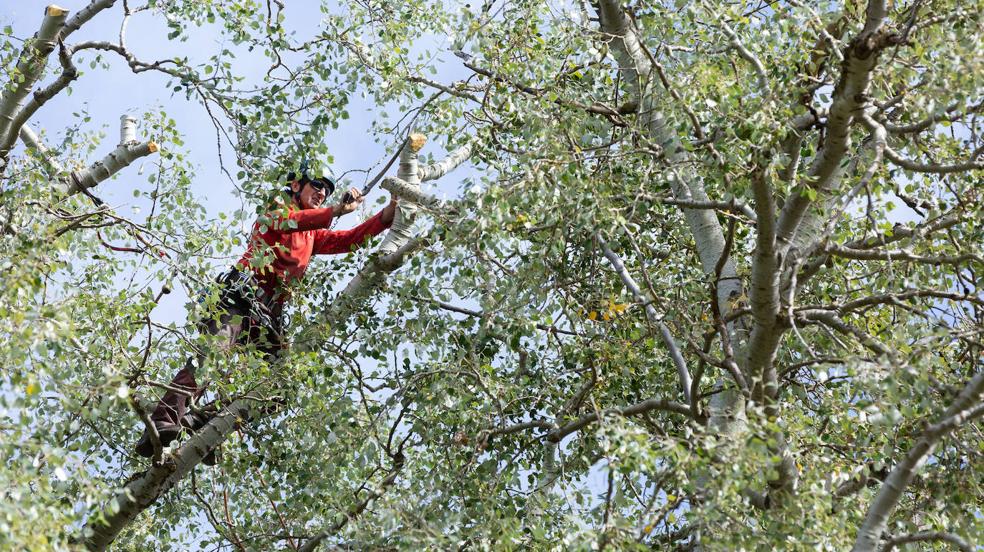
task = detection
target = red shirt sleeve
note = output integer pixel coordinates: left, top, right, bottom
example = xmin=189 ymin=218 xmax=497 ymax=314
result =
xmin=265 ymin=206 xmax=335 ymax=233
xmin=312 ymin=210 xmax=393 ymax=255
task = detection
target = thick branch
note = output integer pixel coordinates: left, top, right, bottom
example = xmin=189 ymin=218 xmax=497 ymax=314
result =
xmin=746 ymin=170 xmax=781 ymax=402
xmin=418 ymin=142 xmax=472 ymax=181
xmin=19 ymin=124 xmax=66 ymax=177
xmin=0 ymin=5 xmax=69 ymax=160
xmin=84 ymin=397 xmax=255 ymax=550
xmin=595 ymin=0 xmax=745 ymax=442
xmin=775 ymin=1 xmax=899 ymax=254
xmin=0 ymin=41 xmax=79 ymax=156
xmin=595 ymin=0 xmax=652 ymax=103
xmin=65 ymin=115 xmax=158 ymax=195
xmin=379 ymin=177 xmax=445 ymax=210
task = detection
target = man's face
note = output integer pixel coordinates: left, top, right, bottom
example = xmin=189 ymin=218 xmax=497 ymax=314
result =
xmin=291 ymin=181 xmax=327 ymax=209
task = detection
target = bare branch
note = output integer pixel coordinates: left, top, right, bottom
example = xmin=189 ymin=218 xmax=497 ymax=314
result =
xmin=883 ymin=100 xmax=983 ymax=134
xmin=546 ymin=396 xmax=693 ymax=443
xmin=799 ymin=309 xmax=895 ymax=360
xmin=59 ymin=0 xmax=118 ymax=42
xmin=596 ymin=232 xmax=692 ymax=402
xmin=883 ymin=145 xmax=983 ymax=174
xmin=64 ymin=115 xmax=158 ymax=195
xmin=418 ymin=142 xmax=473 ymax=181
xmin=823 ymin=244 xmax=982 ymax=266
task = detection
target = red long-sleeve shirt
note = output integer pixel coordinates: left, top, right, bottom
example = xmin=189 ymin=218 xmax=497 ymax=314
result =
xmin=237 ymin=204 xmax=392 ymax=301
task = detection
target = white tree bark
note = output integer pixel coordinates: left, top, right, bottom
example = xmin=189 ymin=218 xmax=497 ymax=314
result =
xmin=418 ymin=142 xmax=472 ymax=182
xmin=19 ymin=124 xmax=66 ymax=178
xmin=19 ymin=115 xmax=157 ymax=195
xmin=58 ymin=0 xmax=118 ymax=42
xmin=83 ymin=398 xmax=251 ymax=550
xmin=380 ymin=176 xmax=446 ymax=211
xmin=64 ymin=115 xmax=158 ymax=195
xmin=777 ymin=0 xmax=894 ymax=255
xmin=377 ymin=134 xmax=426 ymax=256
xmin=0 ymin=5 xmax=68 ymax=164
xmin=595 ymin=0 xmax=745 ymax=440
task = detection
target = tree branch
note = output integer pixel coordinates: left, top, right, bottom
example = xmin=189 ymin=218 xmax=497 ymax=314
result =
xmin=852 ymin=371 xmax=984 ymax=552
xmin=546 ymin=396 xmax=693 ymax=443
xmin=64 ymin=115 xmax=158 ymax=195
xmin=0 ymin=40 xmax=79 ymax=155
xmin=596 ymin=232 xmax=692 ymax=402
xmin=775 ymin=0 xmax=900 ymax=255
xmin=297 ymin=457 xmax=405 ymax=552
xmin=418 ymin=142 xmax=473 ymax=181
xmin=0 ymin=5 xmax=69 ymax=165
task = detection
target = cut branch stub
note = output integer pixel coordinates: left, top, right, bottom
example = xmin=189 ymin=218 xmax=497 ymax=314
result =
xmin=0 ymin=5 xmax=69 ymax=165
xmin=62 ymin=114 xmax=158 ymax=195
xmin=408 ymin=133 xmax=427 ymax=152
xmin=119 ymin=115 xmax=137 ymax=144
xmin=377 ymin=135 xmax=424 ymax=256
xmin=46 ymin=5 xmax=70 ymax=17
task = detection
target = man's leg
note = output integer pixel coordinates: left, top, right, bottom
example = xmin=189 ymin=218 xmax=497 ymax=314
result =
xmin=135 ymin=305 xmax=245 ymax=458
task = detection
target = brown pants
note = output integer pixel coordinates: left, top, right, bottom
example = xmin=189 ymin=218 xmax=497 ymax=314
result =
xmin=149 ymin=277 xmax=283 ymax=429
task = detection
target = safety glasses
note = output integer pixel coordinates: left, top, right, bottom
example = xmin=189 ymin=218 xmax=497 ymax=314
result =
xmin=304 ymin=176 xmax=335 ymax=195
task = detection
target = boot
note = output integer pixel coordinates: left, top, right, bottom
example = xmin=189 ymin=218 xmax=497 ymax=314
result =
xmin=134 ymin=423 xmax=181 ymax=458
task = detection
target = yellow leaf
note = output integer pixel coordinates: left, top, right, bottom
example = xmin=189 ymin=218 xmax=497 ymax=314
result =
xmin=588 ymin=311 xmax=598 ymax=320
xmin=643 ymin=524 xmax=654 ymax=534
xmin=666 ymin=493 xmax=676 ymax=502
xmin=26 ymin=382 xmax=39 ymax=396
xmin=602 ymin=311 xmax=611 ymax=321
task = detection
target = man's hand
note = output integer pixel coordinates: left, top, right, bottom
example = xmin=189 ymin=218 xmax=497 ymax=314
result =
xmin=380 ymin=196 xmax=398 ymax=225
xmin=334 ymin=187 xmax=363 ymax=216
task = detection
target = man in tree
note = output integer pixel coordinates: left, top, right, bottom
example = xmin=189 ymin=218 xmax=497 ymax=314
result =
xmin=135 ymin=172 xmax=398 ymax=461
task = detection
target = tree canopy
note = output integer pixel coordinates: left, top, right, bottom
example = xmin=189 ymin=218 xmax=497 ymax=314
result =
xmin=0 ymin=0 xmax=981 ymax=550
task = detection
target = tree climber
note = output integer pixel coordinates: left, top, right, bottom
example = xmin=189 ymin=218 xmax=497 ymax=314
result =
xmin=135 ymin=168 xmax=398 ymax=463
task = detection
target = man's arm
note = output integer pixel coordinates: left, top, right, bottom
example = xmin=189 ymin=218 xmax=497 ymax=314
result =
xmin=312 ymin=208 xmax=394 ymax=255
xmin=277 ymin=207 xmax=335 ymax=232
